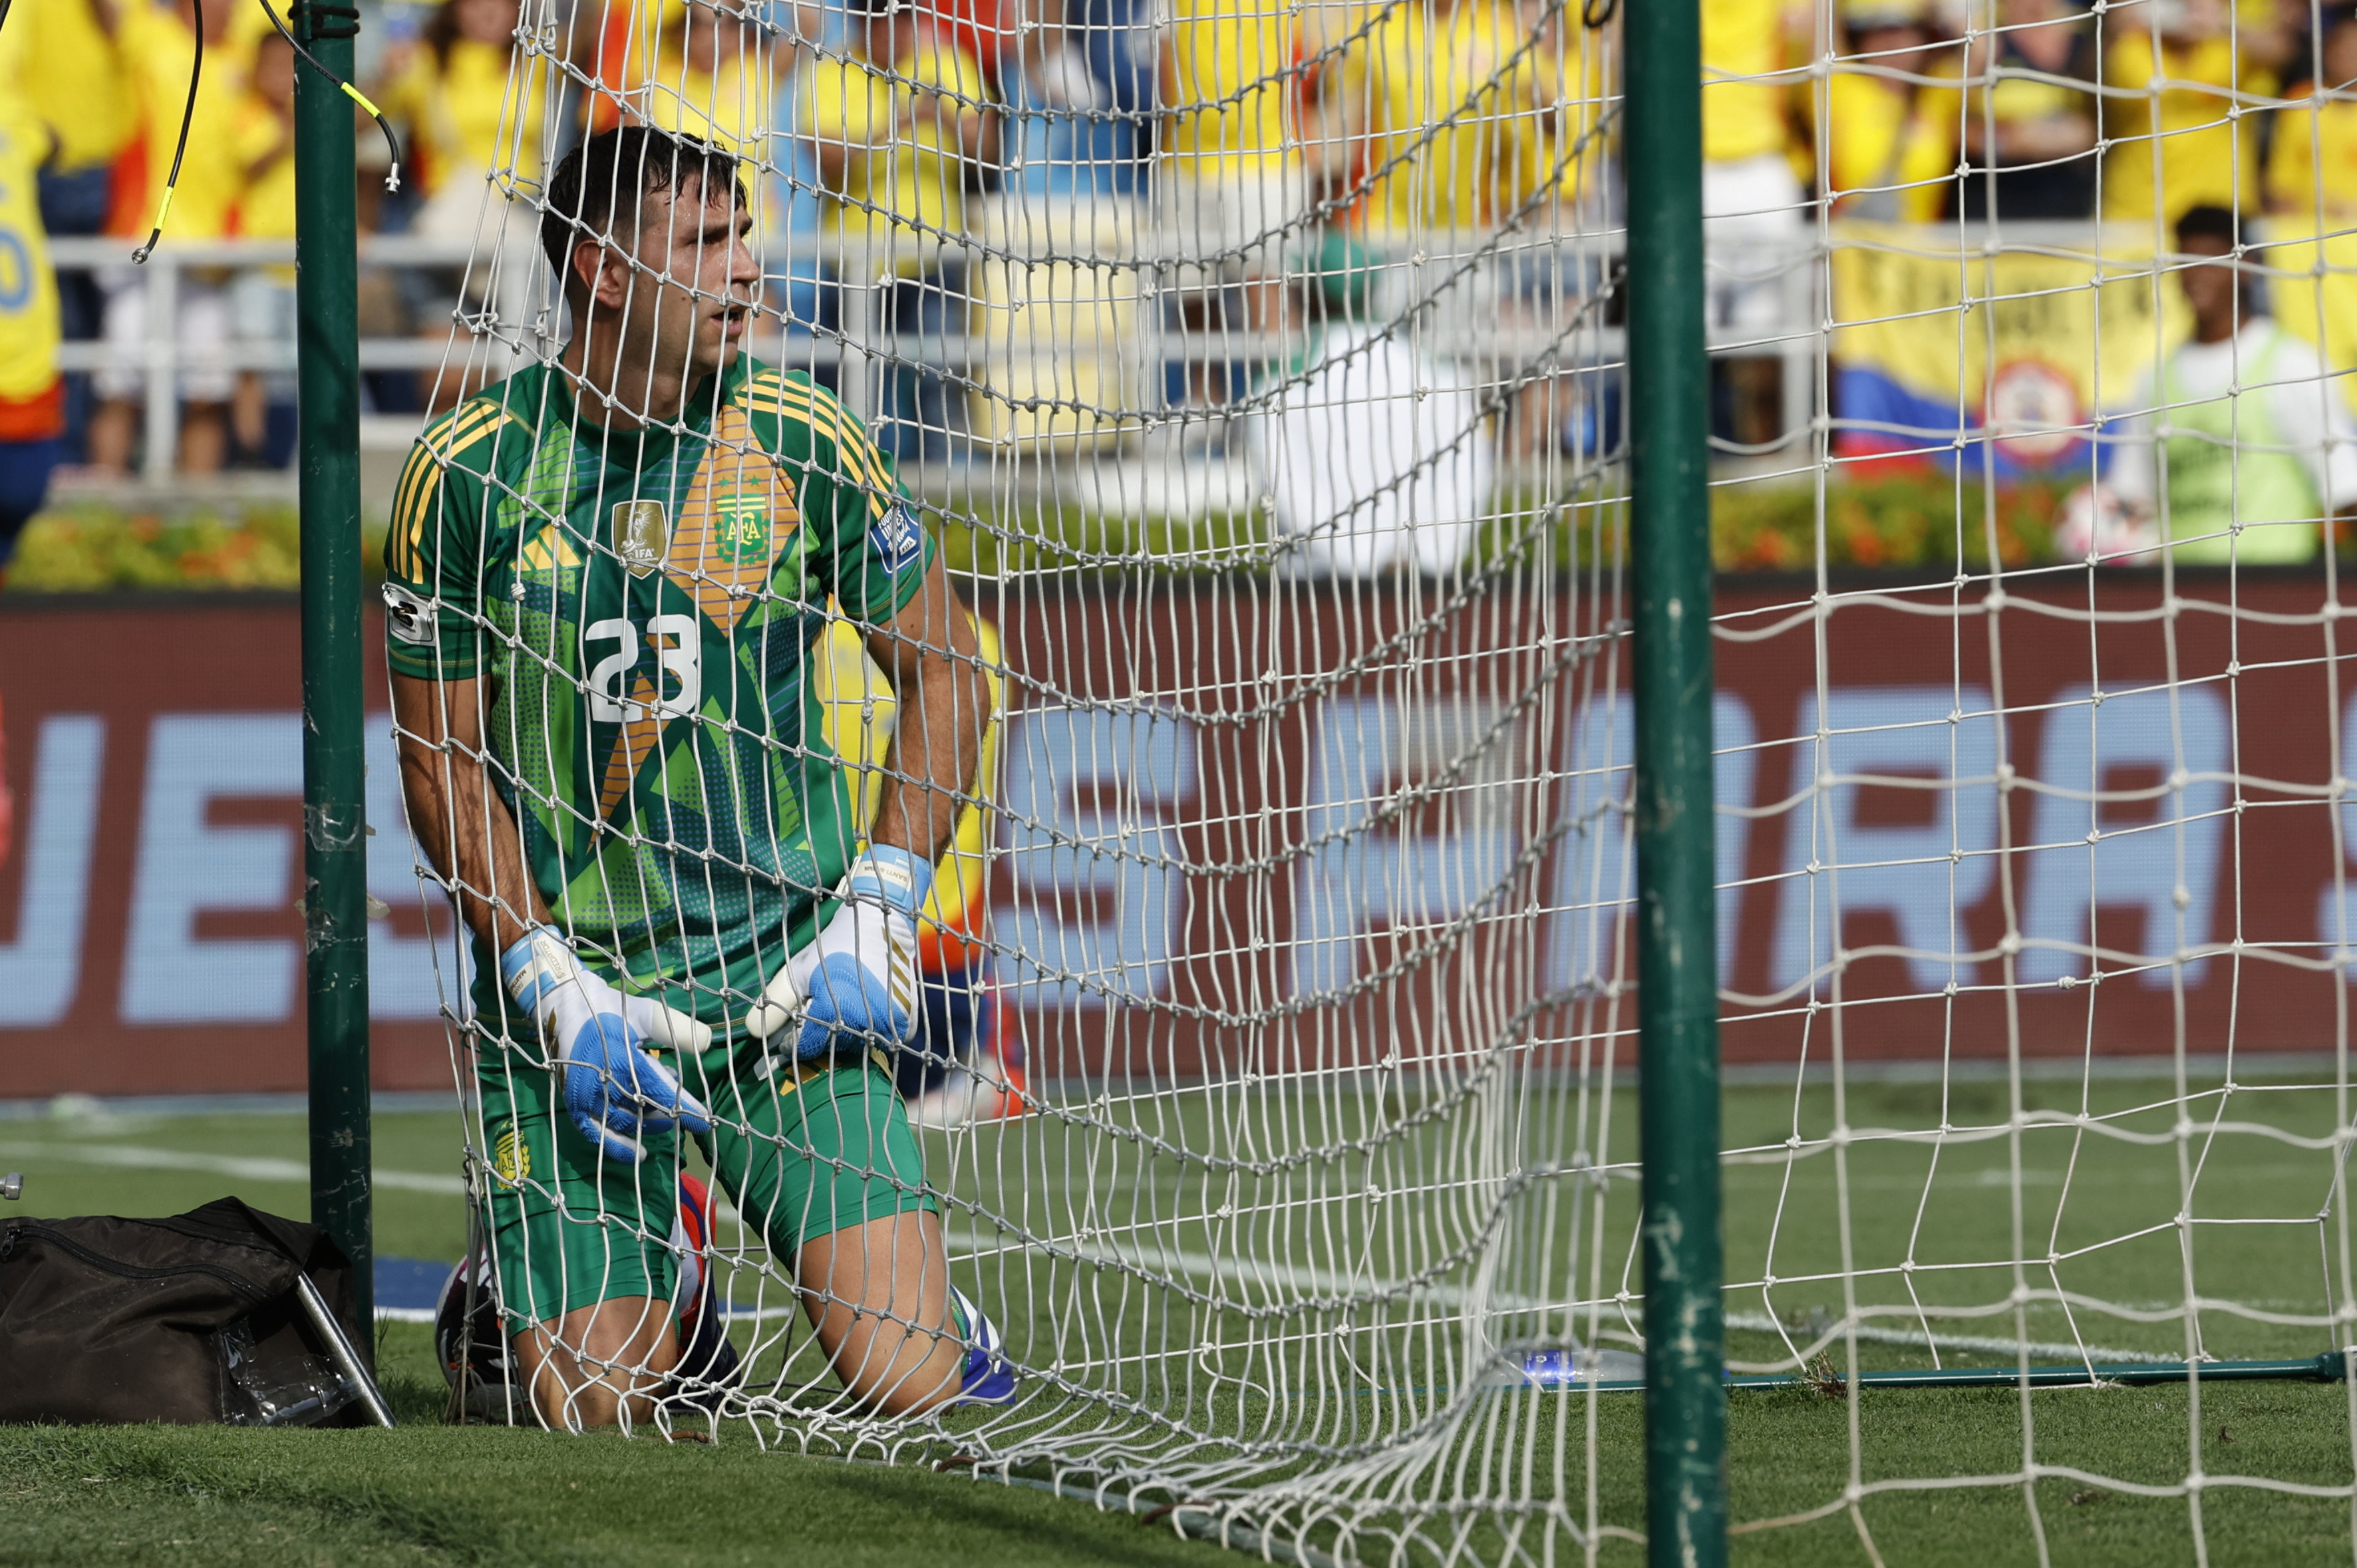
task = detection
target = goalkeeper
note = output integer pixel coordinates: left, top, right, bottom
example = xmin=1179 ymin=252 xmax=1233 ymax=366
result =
xmin=385 ymin=125 xmax=1005 ymax=1429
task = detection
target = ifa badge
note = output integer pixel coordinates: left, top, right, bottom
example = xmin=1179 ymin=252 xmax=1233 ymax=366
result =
xmin=612 ymin=500 xmax=669 ymax=577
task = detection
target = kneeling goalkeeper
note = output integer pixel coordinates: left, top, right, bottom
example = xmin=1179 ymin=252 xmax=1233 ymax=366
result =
xmin=385 ymin=125 xmax=1005 ymax=1429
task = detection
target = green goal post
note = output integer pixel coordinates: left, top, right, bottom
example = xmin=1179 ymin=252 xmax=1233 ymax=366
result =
xmin=292 ymin=0 xmax=375 ymax=1340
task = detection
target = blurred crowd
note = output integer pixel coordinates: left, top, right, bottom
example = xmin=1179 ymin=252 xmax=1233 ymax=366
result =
xmin=1 ymin=0 xmax=2354 ymax=492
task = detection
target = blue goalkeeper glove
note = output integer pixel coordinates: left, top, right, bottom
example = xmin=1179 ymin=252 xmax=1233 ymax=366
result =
xmin=500 ymin=926 xmax=714 ymax=1164
xmin=740 ymin=845 xmax=932 ymax=1063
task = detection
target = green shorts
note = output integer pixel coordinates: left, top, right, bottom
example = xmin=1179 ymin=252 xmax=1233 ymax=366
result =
xmin=476 ymin=1042 xmax=938 ymax=1329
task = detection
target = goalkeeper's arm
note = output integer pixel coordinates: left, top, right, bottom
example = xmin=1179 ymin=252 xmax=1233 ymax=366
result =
xmin=742 ymin=556 xmax=994 ymax=1048
xmin=864 ymin=557 xmax=993 ymax=869
xmin=392 ymin=672 xmax=710 ymax=1160
xmin=391 ymin=673 xmax=549 ymax=954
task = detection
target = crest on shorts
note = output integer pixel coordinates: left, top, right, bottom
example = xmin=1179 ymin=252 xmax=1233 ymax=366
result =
xmin=490 ymin=1124 xmax=530 ymax=1187
xmin=612 ymin=500 xmax=669 ymax=577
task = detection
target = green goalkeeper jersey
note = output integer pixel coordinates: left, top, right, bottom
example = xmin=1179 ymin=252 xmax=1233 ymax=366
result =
xmin=380 ymin=355 xmax=937 ymax=1031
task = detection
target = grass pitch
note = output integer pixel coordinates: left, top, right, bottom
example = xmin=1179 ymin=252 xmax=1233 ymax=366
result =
xmin=2 ymin=1087 xmax=2351 ymax=1567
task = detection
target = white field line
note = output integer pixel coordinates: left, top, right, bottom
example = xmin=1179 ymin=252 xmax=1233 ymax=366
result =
xmin=7 ymin=1146 xmax=2199 ymax=1364
xmin=0 ymin=1139 xmax=465 ymax=1194
xmin=1723 ymin=1311 xmax=2182 ymax=1366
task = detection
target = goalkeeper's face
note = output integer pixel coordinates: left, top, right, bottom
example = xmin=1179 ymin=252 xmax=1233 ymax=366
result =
xmin=603 ymin=174 xmax=759 ymax=386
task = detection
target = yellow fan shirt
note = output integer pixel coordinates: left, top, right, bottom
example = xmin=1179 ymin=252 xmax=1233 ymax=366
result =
xmin=2102 ymin=31 xmax=2258 ymax=222
xmin=18 ymin=0 xmax=136 ymax=174
xmin=805 ymin=39 xmax=987 ymax=265
xmin=116 ymin=1 xmax=257 ymax=241
xmin=1356 ymin=0 xmax=1569 ymax=235
xmin=385 ymin=39 xmax=544 ymax=201
xmin=1702 ymin=0 xmax=1790 ymax=165
xmin=1823 ymin=68 xmax=1959 ymax=224
xmin=2266 ymin=91 xmax=2357 ymax=232
xmin=1162 ymin=0 xmax=1296 ymax=177
xmin=0 ymin=84 xmax=62 ymax=414
xmin=233 ymin=94 xmax=297 ymax=281
xmin=642 ymin=48 xmax=771 ymax=160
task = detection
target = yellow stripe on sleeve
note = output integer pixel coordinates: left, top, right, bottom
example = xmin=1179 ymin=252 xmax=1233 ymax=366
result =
xmin=388 ymin=443 xmax=440 ymax=580
xmin=391 ymin=401 xmax=519 ymax=580
xmin=742 ymin=382 xmax=897 ymax=518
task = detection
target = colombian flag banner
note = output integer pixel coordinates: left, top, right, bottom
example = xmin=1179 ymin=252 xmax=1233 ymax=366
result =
xmin=1830 ymin=223 xmax=2185 ymax=479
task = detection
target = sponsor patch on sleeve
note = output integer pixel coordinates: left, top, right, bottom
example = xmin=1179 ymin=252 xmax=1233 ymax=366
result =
xmin=382 ymin=581 xmax=437 ymax=646
xmin=867 ymin=502 xmax=927 ymax=575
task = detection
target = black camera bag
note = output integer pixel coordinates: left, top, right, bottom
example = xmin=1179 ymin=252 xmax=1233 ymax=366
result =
xmin=0 ymin=1197 xmax=373 ymax=1426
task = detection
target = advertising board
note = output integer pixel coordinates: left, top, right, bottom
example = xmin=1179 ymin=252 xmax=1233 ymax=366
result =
xmin=2 ymin=577 xmax=2346 ymax=1096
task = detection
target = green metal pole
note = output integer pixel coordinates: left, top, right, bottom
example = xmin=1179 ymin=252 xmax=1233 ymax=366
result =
xmin=294 ymin=0 xmax=374 ymax=1341
xmin=1625 ymin=1 xmax=1726 ymax=1564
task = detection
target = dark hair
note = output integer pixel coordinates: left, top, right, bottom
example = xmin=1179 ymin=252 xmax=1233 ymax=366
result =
xmin=2175 ymin=204 xmax=2241 ymax=251
xmin=423 ymin=0 xmax=510 ymax=72
xmin=539 ymin=126 xmax=745 ymax=293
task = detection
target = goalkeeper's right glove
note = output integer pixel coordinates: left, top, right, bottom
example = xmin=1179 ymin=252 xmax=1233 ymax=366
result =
xmin=500 ymin=926 xmax=713 ymax=1164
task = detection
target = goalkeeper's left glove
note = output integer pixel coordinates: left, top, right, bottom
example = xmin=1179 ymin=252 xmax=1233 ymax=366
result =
xmin=740 ymin=845 xmax=932 ymax=1063
xmin=500 ymin=925 xmax=714 ymax=1164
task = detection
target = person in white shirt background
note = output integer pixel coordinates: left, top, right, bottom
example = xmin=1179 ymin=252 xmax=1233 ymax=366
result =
xmin=2072 ymin=203 xmax=2357 ymax=565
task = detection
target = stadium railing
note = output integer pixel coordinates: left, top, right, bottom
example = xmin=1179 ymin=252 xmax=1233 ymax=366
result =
xmin=47 ymin=220 xmax=1842 ymax=502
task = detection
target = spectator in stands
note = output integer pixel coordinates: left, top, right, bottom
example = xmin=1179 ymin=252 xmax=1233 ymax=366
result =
xmin=86 ymin=0 xmax=255 ymax=475
xmin=1703 ymin=0 xmax=1809 ymax=448
xmin=2100 ymin=204 xmax=2357 ymax=562
xmin=639 ymin=0 xmax=770 ymax=158
xmin=22 ymin=0 xmax=136 ymax=440
xmin=1158 ymin=0 xmax=1305 ymax=404
xmin=1956 ymin=0 xmax=2099 ymax=220
xmin=385 ymin=0 xmax=547 ymax=406
xmin=1248 ymin=235 xmax=1492 ymax=578
xmin=386 ymin=0 xmax=544 ymax=229
xmin=806 ymin=0 xmax=997 ymax=458
xmin=2103 ymin=0 xmax=2269 ymax=225
xmin=1350 ymin=0 xmax=1579 ymax=237
xmin=0 ymin=26 xmax=63 ymax=585
xmin=1823 ymin=0 xmax=1959 ymax=224
xmin=929 ymin=0 xmax=1017 ymax=96
xmin=754 ymin=3 xmax=832 ymax=336
xmin=1063 ymin=0 xmax=1156 ymax=192
xmin=230 ymin=30 xmax=298 ymax=466
xmin=1005 ymin=0 xmax=1147 ymax=200
xmin=2265 ymin=4 xmax=2357 ymax=235
xmin=810 ymin=0 xmax=997 ymax=247
xmin=1540 ymin=0 xmax=1617 ymax=220
xmin=1337 ymin=0 xmax=1603 ymax=462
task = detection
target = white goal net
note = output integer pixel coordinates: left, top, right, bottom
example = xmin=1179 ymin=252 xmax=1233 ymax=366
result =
xmin=384 ymin=0 xmax=2357 ymax=1559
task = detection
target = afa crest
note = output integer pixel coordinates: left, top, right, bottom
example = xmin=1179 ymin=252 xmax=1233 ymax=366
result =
xmin=713 ymin=491 xmax=772 ymax=565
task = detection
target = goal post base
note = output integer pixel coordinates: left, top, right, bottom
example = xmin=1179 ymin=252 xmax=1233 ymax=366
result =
xmin=1567 ymin=1354 xmax=2356 ymax=1394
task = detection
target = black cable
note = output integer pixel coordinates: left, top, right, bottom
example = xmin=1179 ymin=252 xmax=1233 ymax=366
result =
xmin=1582 ymin=0 xmax=1615 ymax=27
xmin=259 ymin=0 xmax=404 ymax=194
xmin=133 ymin=0 xmax=402 ymax=264
xmin=132 ymin=0 xmax=207 ymax=262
